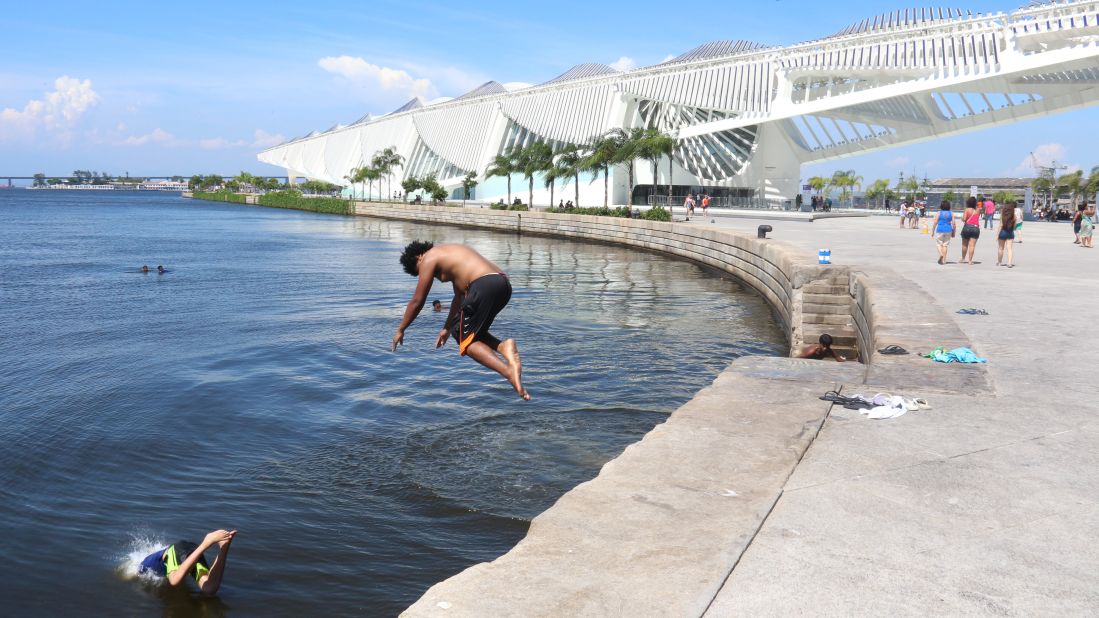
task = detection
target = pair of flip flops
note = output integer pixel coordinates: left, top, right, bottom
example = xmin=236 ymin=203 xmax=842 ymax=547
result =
xmin=819 ymin=391 xmax=873 ymax=410
xmin=956 ymin=308 xmax=990 ymax=315
xmin=877 ymin=345 xmax=909 ymax=355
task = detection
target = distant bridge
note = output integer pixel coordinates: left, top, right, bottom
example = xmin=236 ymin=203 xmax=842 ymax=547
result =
xmin=1 ymin=176 xmax=290 ymax=187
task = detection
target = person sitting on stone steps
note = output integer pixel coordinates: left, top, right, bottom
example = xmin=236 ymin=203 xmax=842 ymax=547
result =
xmin=797 ymin=333 xmax=846 ymax=362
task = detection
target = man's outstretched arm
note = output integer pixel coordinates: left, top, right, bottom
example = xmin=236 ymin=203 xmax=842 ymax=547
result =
xmin=393 ymin=258 xmax=436 ymax=350
xmin=436 ymin=292 xmax=463 ymax=348
xmin=198 ymin=531 xmax=236 ymax=596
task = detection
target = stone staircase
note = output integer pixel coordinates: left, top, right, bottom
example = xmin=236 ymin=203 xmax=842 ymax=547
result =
xmin=794 ymin=273 xmax=859 ymax=361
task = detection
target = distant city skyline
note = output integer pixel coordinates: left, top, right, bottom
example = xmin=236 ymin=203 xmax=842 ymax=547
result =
xmin=3 ymin=0 xmax=1097 ymax=184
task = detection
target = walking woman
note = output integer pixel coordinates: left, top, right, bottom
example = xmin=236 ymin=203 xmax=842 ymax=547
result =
xmin=933 ymin=200 xmax=956 ymax=265
xmin=1080 ymin=203 xmax=1095 ymax=248
xmin=960 ymin=196 xmax=981 ymax=264
xmin=997 ymin=201 xmax=1017 ymax=267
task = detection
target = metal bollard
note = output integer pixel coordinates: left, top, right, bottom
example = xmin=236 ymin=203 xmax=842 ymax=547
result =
xmin=757 ymin=225 xmax=772 ymax=239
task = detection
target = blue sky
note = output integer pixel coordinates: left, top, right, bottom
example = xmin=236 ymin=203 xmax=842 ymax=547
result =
xmin=2 ymin=0 xmax=1096 ymax=183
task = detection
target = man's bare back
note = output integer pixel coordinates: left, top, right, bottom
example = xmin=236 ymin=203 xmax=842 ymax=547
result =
xmin=393 ymin=241 xmax=529 ymax=400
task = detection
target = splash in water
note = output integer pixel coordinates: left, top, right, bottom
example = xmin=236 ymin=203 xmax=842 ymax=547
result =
xmin=117 ymin=533 xmax=167 ymax=584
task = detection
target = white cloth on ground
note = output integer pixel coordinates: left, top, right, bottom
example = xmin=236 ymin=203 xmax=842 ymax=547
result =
xmin=851 ymin=394 xmax=913 ymax=419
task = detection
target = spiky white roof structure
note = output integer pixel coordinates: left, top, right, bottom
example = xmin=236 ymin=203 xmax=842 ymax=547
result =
xmin=260 ymin=1 xmax=1099 ymax=204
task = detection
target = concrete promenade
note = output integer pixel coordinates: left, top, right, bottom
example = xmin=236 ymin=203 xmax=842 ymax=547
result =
xmin=396 ymin=210 xmax=1098 ymax=616
xmin=692 ymin=214 xmax=1099 ymax=615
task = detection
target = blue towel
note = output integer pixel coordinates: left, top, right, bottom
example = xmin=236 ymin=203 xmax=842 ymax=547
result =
xmin=930 ymin=347 xmax=987 ymax=364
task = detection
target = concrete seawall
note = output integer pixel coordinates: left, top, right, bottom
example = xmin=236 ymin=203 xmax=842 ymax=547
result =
xmin=352 ymin=202 xmax=861 ymax=359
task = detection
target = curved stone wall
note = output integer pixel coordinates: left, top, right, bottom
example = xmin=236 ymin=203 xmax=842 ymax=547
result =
xmin=352 ymin=202 xmax=859 ymax=357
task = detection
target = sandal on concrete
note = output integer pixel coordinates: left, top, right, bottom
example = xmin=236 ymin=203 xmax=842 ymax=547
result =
xmin=878 ymin=345 xmax=909 ymax=355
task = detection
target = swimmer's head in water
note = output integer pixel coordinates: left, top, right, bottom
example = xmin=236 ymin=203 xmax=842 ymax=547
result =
xmin=141 ymin=265 xmax=149 ymax=272
xmin=166 ymin=540 xmax=209 ymax=581
xmin=819 ymin=333 xmax=833 ymax=349
xmin=400 ymin=241 xmax=434 ymax=276
xmin=432 ymin=300 xmax=441 ymax=309
xmin=157 ymin=265 xmax=165 ymax=273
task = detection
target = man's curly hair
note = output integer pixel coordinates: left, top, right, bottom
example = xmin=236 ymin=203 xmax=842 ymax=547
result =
xmin=399 ymin=240 xmax=434 ymax=276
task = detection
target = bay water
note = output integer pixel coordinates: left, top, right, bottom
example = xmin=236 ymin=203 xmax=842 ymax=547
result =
xmin=0 ymin=191 xmax=784 ymax=616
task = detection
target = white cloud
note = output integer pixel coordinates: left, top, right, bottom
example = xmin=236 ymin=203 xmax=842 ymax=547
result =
xmin=198 ymin=137 xmax=247 ymax=150
xmin=318 ymin=55 xmax=438 ymax=100
xmin=1013 ymin=143 xmax=1071 ymax=175
xmin=0 ymin=76 xmax=99 ymax=140
xmin=609 ymin=56 xmax=636 ymax=72
xmin=252 ymin=129 xmax=286 ymax=148
xmin=660 ymin=54 xmax=676 ymax=63
xmin=119 ymin=128 xmax=174 ymax=146
xmin=411 ymin=64 xmax=487 ymax=95
xmin=886 ymin=156 xmax=911 ymax=169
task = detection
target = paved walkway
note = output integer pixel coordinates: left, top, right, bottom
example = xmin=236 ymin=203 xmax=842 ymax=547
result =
xmin=696 ymin=215 xmax=1099 ymax=615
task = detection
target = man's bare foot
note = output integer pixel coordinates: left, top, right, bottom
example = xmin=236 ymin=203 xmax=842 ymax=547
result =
xmin=499 ymin=339 xmax=529 ymax=400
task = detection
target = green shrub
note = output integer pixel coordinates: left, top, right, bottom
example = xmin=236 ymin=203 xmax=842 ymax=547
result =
xmin=257 ymin=191 xmax=350 ymax=215
xmin=638 ymin=206 xmax=671 ymax=222
xmin=545 ymin=206 xmax=632 ymax=218
xmin=489 ymin=202 xmax=529 ymax=211
xmin=192 ymin=190 xmax=247 ymax=204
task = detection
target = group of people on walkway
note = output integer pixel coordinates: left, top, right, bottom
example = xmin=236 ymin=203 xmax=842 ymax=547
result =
xmin=928 ymin=197 xmax=1023 ymax=267
xmin=683 ymin=193 xmax=711 ymax=220
xmin=919 ymin=196 xmax=1097 ymax=267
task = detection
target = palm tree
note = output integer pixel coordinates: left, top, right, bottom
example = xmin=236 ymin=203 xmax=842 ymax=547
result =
xmin=555 ymin=144 xmax=584 ymax=209
xmin=1058 ymin=169 xmax=1084 ymax=208
xmin=461 ymin=172 xmax=478 ymax=206
xmin=371 ymin=151 xmax=388 ymax=199
xmin=632 ymin=128 xmax=677 ymax=205
xmin=516 ymin=142 xmax=552 ymax=208
xmin=485 ymin=150 xmax=518 ymax=205
xmin=381 ymin=147 xmax=403 ymax=201
xmin=655 ymin=131 xmax=679 ymax=206
xmin=344 ymin=169 xmax=359 ymax=200
xmin=1085 ymin=166 xmax=1099 ymax=200
xmin=543 ymin=164 xmax=560 ymax=209
xmin=1032 ymin=176 xmax=1054 ymax=207
xmin=897 ymin=176 xmax=920 ymax=201
xmin=807 ymin=176 xmax=827 ymax=200
xmin=363 ymin=166 xmax=382 ymax=201
xmin=583 ymin=134 xmax=619 ymax=208
xmin=349 ymin=167 xmax=364 ymax=200
xmin=830 ymin=170 xmax=863 ymax=207
xmin=864 ymin=178 xmax=892 ymax=208
xmin=608 ymin=127 xmax=644 ymax=206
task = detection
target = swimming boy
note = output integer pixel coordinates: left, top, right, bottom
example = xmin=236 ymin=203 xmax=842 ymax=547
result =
xmin=138 ymin=529 xmax=236 ymax=595
xmin=393 ymin=241 xmax=529 ymax=400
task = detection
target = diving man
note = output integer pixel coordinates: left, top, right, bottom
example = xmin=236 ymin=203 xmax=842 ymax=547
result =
xmin=393 ymin=241 xmax=529 ymax=400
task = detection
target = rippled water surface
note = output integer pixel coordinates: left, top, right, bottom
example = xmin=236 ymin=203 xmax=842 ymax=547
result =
xmin=0 ymin=191 xmax=784 ymax=616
